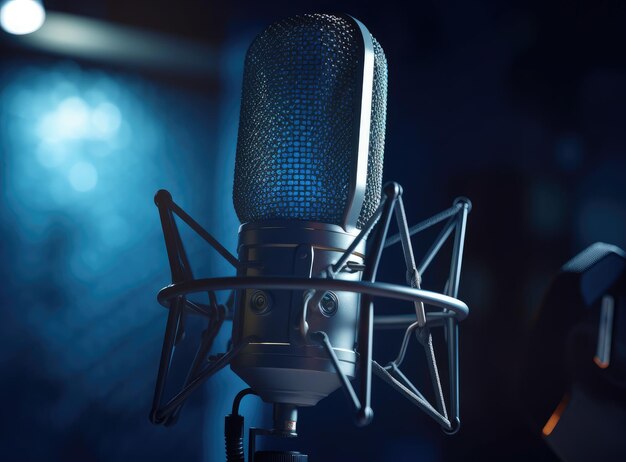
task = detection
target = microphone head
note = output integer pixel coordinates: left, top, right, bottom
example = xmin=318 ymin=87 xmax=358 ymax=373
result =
xmin=233 ymin=13 xmax=388 ymax=230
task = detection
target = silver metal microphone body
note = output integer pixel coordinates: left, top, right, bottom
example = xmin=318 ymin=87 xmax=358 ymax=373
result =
xmin=230 ymin=13 xmax=388 ymax=407
xmin=231 ymin=222 xmax=364 ymax=406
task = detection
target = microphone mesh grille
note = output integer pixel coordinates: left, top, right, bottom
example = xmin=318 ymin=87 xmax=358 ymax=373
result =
xmin=233 ymin=14 xmax=387 ymax=229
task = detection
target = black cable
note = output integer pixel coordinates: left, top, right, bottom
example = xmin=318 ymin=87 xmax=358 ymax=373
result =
xmin=225 ymin=388 xmax=257 ymax=462
xmin=225 ymin=414 xmax=245 ymax=462
xmin=232 ymin=388 xmax=256 ymax=415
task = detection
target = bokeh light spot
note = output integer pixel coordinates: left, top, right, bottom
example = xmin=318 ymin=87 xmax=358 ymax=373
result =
xmin=38 ymin=96 xmax=90 ymax=142
xmin=68 ymin=161 xmax=98 ymax=192
xmin=0 ymin=0 xmax=45 ymax=35
xmin=57 ymin=97 xmax=90 ymax=136
xmin=91 ymin=102 xmax=121 ymax=138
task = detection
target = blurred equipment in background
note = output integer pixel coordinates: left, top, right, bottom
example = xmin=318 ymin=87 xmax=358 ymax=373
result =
xmin=523 ymin=242 xmax=626 ymax=461
xmin=149 ymin=13 xmax=472 ymax=461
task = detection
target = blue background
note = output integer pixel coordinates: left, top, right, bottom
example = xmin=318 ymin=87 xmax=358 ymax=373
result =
xmin=1 ymin=1 xmax=625 ymax=461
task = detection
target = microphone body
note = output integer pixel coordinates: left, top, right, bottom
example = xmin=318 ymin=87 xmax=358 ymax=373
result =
xmin=230 ymin=13 xmax=388 ymax=407
xmin=231 ymin=222 xmax=363 ymax=406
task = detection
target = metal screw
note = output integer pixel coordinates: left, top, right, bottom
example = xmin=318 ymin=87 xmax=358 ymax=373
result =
xmin=250 ymin=290 xmax=271 ymax=314
xmin=319 ymin=291 xmax=338 ymax=316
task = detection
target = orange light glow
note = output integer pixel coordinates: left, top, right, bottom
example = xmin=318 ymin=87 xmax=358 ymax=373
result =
xmin=594 ymin=355 xmax=609 ymax=369
xmin=542 ymin=394 xmax=569 ymax=437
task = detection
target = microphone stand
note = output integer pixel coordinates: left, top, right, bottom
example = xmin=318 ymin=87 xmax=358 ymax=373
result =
xmin=226 ymin=389 xmax=307 ymax=462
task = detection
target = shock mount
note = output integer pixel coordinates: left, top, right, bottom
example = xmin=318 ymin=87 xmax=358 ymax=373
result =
xmin=149 ymin=182 xmax=471 ymax=461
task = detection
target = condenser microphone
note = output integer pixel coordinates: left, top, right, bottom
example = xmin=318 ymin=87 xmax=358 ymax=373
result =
xmin=230 ymin=12 xmax=387 ymax=411
xmin=150 ymin=12 xmax=472 ymax=462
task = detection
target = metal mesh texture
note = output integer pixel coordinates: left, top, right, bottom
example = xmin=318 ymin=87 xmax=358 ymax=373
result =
xmin=562 ymin=242 xmax=626 ymax=273
xmin=233 ymin=13 xmax=387 ymax=229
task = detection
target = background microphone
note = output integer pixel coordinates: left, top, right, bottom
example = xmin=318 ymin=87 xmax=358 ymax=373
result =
xmin=230 ymin=12 xmax=388 ymax=410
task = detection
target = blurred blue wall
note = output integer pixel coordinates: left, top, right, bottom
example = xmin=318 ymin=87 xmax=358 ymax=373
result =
xmin=0 ymin=53 xmax=252 ymax=460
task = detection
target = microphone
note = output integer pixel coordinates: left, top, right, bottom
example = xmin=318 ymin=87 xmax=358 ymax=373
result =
xmin=230 ymin=12 xmax=387 ymax=411
xmin=149 ymin=13 xmax=472 ymax=461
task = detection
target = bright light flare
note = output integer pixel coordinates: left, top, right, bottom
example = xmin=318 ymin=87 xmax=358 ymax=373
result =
xmin=0 ymin=0 xmax=46 ymax=35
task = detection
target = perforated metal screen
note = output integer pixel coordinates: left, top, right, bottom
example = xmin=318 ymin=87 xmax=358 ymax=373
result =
xmin=233 ymin=13 xmax=387 ymax=229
